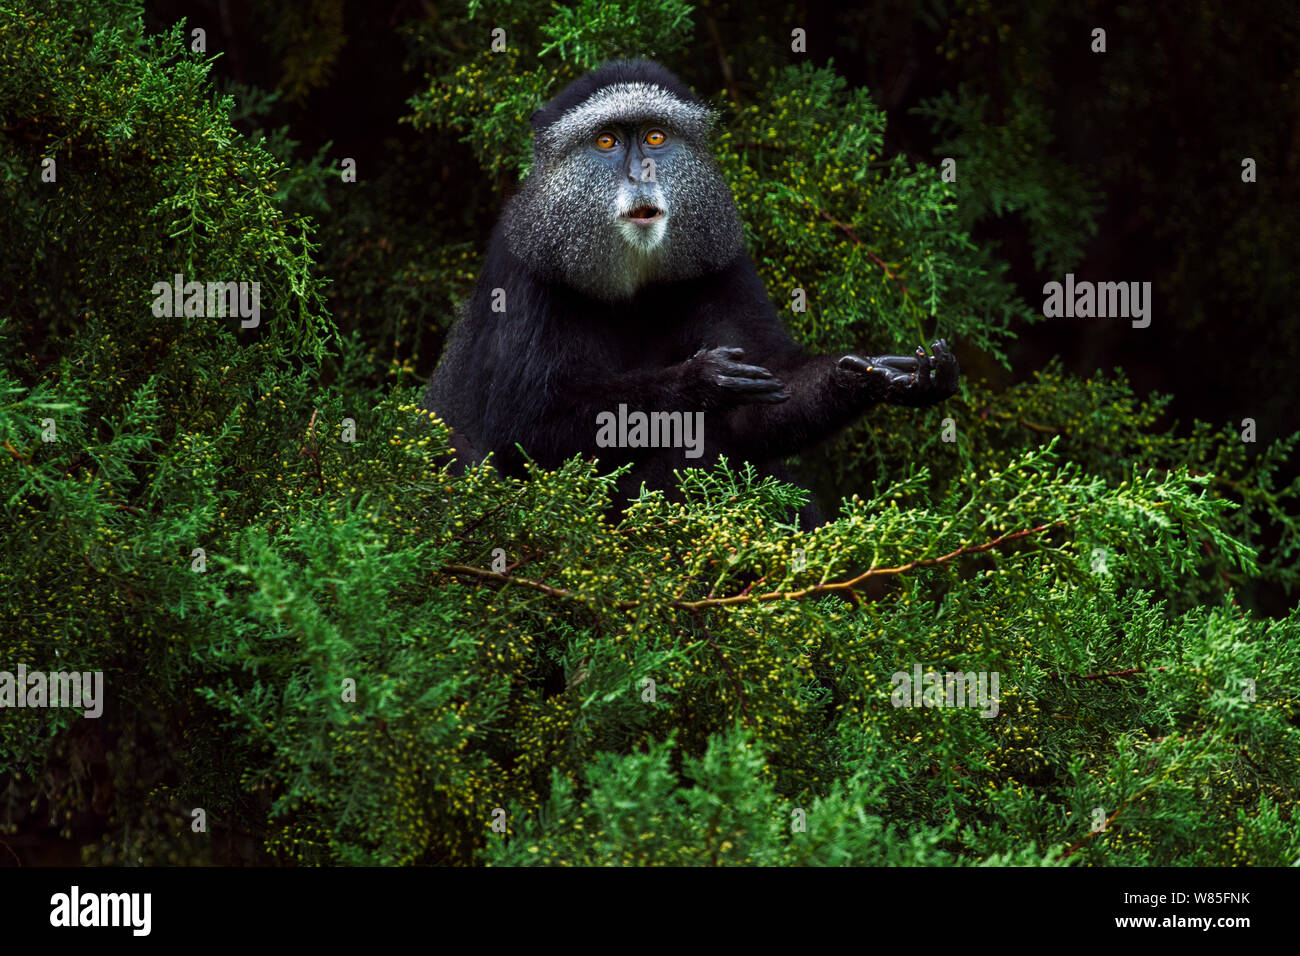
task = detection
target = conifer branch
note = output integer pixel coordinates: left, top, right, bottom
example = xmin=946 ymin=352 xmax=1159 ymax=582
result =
xmin=438 ymin=519 xmax=1066 ymax=610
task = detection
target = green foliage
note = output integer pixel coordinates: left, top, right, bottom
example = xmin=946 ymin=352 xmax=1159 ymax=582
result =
xmin=483 ymin=730 xmax=1061 ymax=866
xmin=1 ymin=0 xmax=1297 ymax=868
xmin=715 ymin=62 xmax=1035 ymax=366
xmin=913 ymin=84 xmax=1100 ymax=275
xmin=0 ymin=0 xmax=333 ymax=862
xmin=405 ymin=0 xmax=695 ymax=179
xmin=817 ymin=359 xmax=1300 ymax=610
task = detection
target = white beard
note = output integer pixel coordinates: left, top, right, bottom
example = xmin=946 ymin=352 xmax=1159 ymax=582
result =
xmin=616 ymin=213 xmax=669 ymax=252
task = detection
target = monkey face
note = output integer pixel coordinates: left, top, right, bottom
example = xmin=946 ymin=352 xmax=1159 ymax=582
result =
xmin=587 ymin=123 xmax=674 ymax=253
xmin=506 ymin=88 xmax=744 ymax=302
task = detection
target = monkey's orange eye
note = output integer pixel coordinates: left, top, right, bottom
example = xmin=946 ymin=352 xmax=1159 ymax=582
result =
xmin=596 ymin=132 xmax=619 ymax=150
xmin=645 ymin=129 xmax=666 ymax=146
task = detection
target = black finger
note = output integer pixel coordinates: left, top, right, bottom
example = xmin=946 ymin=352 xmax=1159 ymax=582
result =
xmin=718 ymin=375 xmax=787 ymax=393
xmin=720 ymin=362 xmax=778 ymax=379
xmin=872 ymin=354 xmax=922 ymax=370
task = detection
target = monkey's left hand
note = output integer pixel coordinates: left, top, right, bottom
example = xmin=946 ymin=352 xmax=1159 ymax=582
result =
xmin=836 ymin=339 xmax=960 ymax=408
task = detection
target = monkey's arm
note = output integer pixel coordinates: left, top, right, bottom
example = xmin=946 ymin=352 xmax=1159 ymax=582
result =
xmin=724 ymin=340 xmax=959 ymax=460
xmin=517 ymin=346 xmax=788 ymax=465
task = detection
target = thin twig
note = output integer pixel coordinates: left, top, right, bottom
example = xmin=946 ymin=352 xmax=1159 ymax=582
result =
xmin=692 ymin=608 xmax=752 ymax=725
xmin=818 ymin=210 xmax=911 ymax=297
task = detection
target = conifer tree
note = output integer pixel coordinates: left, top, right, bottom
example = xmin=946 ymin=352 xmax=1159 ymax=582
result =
xmin=1 ymin=0 xmax=1296 ymax=866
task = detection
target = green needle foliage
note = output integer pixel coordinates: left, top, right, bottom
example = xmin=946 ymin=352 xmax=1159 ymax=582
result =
xmin=1 ymin=0 xmax=1297 ymax=866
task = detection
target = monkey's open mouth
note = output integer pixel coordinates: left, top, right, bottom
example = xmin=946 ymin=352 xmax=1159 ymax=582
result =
xmin=622 ymin=205 xmax=664 ymax=225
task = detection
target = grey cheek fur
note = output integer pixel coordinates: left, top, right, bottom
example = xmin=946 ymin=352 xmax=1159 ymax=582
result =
xmin=506 ymin=105 xmax=743 ymax=302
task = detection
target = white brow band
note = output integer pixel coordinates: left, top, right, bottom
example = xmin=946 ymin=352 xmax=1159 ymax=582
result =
xmin=538 ymin=82 xmax=714 ymax=155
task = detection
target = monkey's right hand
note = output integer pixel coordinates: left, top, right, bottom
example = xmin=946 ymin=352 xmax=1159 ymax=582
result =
xmin=685 ymin=346 xmax=790 ymax=408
